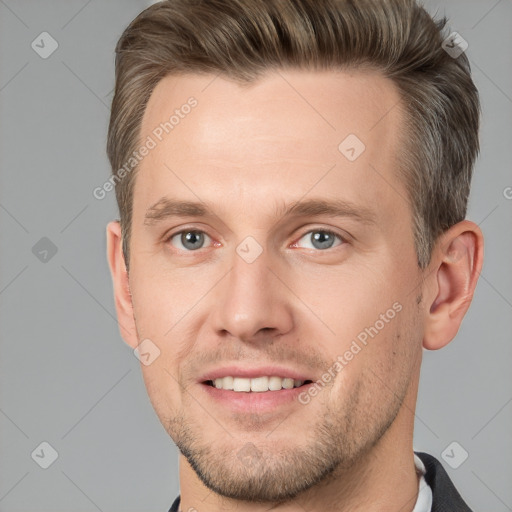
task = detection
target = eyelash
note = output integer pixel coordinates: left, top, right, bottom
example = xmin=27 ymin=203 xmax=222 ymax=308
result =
xmin=164 ymin=227 xmax=347 ymax=253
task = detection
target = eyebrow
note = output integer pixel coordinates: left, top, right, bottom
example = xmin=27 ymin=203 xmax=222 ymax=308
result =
xmin=144 ymin=197 xmax=377 ymax=226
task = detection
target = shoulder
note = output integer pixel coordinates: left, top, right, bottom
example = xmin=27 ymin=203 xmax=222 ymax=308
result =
xmin=415 ymin=451 xmax=474 ymax=512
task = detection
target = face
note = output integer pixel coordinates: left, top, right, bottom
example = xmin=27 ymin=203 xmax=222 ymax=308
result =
xmin=121 ymin=70 xmax=426 ymax=502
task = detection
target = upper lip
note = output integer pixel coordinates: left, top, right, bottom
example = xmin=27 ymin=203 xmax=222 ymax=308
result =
xmin=199 ymin=366 xmax=314 ymax=383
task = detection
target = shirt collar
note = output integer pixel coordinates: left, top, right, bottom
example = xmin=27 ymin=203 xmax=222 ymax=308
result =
xmin=412 ymin=452 xmax=433 ymax=512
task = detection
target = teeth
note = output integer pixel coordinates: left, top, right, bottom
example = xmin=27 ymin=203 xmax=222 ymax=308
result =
xmin=212 ymin=376 xmax=304 ymax=392
xmin=251 ymin=376 xmax=269 ymax=392
xmin=269 ymin=376 xmax=283 ymax=391
xmin=282 ymin=378 xmax=295 ymax=389
xmin=222 ymin=376 xmax=234 ymax=390
xmin=233 ymin=377 xmax=251 ymax=392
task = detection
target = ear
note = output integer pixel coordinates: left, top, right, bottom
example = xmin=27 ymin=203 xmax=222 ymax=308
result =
xmin=423 ymin=220 xmax=484 ymax=350
xmin=106 ymin=221 xmax=139 ymax=349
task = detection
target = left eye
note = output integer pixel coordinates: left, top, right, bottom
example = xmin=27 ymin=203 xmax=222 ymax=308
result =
xmin=168 ymin=230 xmax=212 ymax=251
xmin=294 ymin=230 xmax=344 ymax=251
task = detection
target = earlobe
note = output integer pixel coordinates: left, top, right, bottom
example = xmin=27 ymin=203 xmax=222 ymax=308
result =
xmin=423 ymin=221 xmax=484 ymax=350
xmin=106 ymin=221 xmax=139 ymax=349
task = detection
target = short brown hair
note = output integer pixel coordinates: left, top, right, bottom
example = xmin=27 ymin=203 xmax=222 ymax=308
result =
xmin=106 ymin=0 xmax=480 ymax=271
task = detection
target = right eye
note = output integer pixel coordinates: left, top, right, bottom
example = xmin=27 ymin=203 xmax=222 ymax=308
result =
xmin=166 ymin=230 xmax=213 ymax=252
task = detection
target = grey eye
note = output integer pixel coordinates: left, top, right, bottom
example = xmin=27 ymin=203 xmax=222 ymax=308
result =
xmin=170 ymin=230 xmax=211 ymax=251
xmin=297 ymin=230 xmax=343 ymax=250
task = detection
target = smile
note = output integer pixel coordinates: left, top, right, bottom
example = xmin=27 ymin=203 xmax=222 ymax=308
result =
xmin=206 ymin=376 xmax=313 ymax=392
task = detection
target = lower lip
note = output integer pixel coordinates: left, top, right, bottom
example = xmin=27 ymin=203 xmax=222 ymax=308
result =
xmin=200 ymin=382 xmax=314 ymax=413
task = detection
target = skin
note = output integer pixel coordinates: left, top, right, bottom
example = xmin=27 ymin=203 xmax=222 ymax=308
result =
xmin=107 ymin=69 xmax=483 ymax=512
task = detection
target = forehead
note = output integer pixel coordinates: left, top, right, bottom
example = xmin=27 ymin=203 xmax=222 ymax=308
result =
xmin=135 ymin=69 xmax=408 ymax=227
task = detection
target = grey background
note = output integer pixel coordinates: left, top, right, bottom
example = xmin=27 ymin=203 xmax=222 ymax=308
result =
xmin=0 ymin=0 xmax=511 ymax=511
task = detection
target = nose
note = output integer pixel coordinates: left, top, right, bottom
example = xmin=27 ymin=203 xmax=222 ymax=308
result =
xmin=210 ymin=246 xmax=294 ymax=344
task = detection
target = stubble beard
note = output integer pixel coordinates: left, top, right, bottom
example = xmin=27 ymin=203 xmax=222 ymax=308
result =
xmin=165 ymin=375 xmax=407 ymax=503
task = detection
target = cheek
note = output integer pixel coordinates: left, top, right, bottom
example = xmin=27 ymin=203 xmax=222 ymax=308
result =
xmin=330 ymin=297 xmax=417 ymax=385
xmin=298 ymin=263 xmax=400 ymax=343
xmin=138 ymin=343 xmax=186 ymax=423
xmin=140 ymin=367 xmax=181 ymax=431
xmin=129 ymin=263 xmax=190 ymax=336
xmin=128 ymin=273 xmax=187 ymax=404
xmin=362 ymin=301 xmax=422 ymax=395
xmin=325 ymin=312 xmax=418 ymax=422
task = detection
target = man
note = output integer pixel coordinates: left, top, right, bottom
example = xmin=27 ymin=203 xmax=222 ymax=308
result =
xmin=105 ymin=0 xmax=483 ymax=510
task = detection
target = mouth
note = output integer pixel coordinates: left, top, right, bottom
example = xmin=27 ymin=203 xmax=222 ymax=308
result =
xmin=203 ymin=376 xmax=314 ymax=393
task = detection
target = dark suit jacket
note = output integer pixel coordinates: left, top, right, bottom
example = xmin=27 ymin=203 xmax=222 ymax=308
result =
xmin=168 ymin=451 xmax=473 ymax=511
